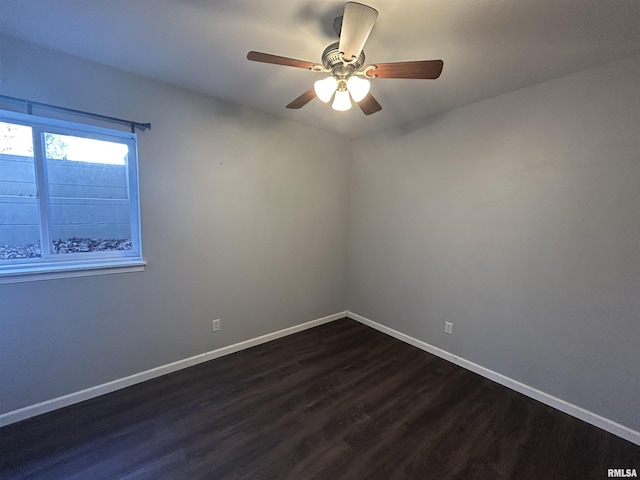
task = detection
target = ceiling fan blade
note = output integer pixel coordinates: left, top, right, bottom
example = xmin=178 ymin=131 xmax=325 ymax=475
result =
xmin=339 ymin=2 xmax=378 ymax=62
xmin=365 ymin=60 xmax=444 ymax=79
xmin=286 ymin=87 xmax=317 ymax=109
xmin=357 ymin=93 xmax=382 ymax=115
xmin=247 ymin=51 xmax=316 ymax=70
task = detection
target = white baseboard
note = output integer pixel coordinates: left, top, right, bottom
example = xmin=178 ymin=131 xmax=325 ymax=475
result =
xmin=347 ymin=311 xmax=640 ymax=446
xmin=0 ymin=311 xmax=346 ymax=428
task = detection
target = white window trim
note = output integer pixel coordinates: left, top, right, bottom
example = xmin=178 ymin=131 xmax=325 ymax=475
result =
xmin=0 ymin=260 xmax=147 ymax=284
xmin=0 ymin=110 xmax=145 ymax=282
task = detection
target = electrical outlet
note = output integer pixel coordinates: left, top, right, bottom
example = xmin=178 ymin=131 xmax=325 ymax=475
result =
xmin=445 ymin=322 xmax=453 ymax=335
xmin=212 ymin=319 xmax=221 ymax=332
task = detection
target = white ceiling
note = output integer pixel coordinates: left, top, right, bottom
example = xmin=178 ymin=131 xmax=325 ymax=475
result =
xmin=1 ymin=0 xmax=639 ymax=137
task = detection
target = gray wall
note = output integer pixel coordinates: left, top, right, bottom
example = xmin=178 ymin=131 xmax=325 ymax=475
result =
xmin=348 ymin=55 xmax=640 ymax=430
xmin=0 ymin=36 xmax=350 ymax=414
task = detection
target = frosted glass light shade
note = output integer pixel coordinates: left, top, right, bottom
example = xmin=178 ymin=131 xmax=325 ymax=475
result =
xmin=332 ymin=90 xmax=352 ymax=111
xmin=347 ymin=76 xmax=370 ymax=102
xmin=314 ymin=77 xmax=338 ymax=103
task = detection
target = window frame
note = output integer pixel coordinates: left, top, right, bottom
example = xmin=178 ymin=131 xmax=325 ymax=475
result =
xmin=0 ymin=110 xmax=145 ymax=283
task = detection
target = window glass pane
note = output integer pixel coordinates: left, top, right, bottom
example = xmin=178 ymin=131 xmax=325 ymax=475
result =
xmin=44 ymin=133 xmax=132 ymax=255
xmin=0 ymin=121 xmax=41 ymax=259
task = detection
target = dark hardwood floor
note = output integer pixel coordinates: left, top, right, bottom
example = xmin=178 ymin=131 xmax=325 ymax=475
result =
xmin=1 ymin=319 xmax=638 ymax=479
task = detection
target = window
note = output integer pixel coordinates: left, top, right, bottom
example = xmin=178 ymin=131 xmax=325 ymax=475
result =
xmin=0 ymin=110 xmax=144 ymax=282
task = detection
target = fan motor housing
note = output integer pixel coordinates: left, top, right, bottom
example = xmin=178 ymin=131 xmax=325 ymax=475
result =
xmin=321 ymin=42 xmax=366 ymax=78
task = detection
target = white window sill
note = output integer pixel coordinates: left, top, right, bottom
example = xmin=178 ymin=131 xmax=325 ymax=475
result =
xmin=0 ymin=260 xmax=147 ymax=284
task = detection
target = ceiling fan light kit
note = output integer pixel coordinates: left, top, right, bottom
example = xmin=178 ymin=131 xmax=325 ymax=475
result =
xmin=247 ymin=2 xmax=444 ymax=116
xmin=314 ymin=74 xmax=370 ymax=110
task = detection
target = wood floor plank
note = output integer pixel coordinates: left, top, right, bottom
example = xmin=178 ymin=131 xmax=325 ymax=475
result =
xmin=1 ymin=319 xmax=638 ymax=479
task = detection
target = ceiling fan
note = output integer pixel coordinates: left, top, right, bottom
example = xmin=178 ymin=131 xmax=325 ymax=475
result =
xmin=247 ymin=2 xmax=443 ymax=115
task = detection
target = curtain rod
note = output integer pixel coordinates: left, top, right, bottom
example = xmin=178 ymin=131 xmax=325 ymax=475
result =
xmin=0 ymin=94 xmax=151 ymax=133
